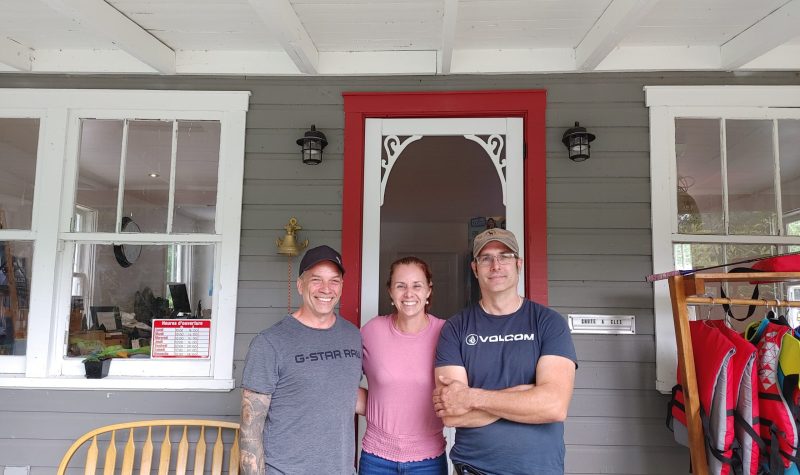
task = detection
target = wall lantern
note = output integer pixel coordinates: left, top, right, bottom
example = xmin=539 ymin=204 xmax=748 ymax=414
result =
xmin=296 ymin=125 xmax=328 ymax=165
xmin=561 ymin=122 xmax=596 ymax=162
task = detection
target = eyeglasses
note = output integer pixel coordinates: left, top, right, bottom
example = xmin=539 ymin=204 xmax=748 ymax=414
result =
xmin=474 ymin=252 xmax=518 ymax=267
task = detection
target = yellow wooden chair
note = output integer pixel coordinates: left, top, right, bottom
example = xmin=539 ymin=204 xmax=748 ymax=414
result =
xmin=57 ymin=419 xmax=240 ymax=475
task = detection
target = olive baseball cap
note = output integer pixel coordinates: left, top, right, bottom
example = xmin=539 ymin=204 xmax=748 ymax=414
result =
xmin=473 ymin=228 xmax=520 ymax=258
xmin=298 ymin=245 xmax=345 ymax=276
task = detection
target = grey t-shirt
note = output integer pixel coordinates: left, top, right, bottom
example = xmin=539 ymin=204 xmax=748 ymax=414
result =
xmin=242 ymin=314 xmax=362 ymax=474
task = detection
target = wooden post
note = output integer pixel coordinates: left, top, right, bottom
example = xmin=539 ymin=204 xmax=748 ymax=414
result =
xmin=668 ymin=274 xmax=709 ymax=475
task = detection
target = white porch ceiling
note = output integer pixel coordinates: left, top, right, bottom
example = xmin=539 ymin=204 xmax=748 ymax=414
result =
xmin=1 ymin=0 xmax=799 ymax=76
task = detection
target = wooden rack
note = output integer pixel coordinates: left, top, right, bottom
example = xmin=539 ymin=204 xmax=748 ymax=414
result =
xmin=668 ymin=272 xmax=800 ymax=475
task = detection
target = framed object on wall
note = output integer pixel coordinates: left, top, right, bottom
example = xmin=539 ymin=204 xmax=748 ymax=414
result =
xmin=90 ymin=306 xmax=121 ymax=331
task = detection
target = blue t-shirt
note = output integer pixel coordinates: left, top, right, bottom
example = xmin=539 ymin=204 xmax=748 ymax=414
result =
xmin=435 ymin=300 xmax=578 ymax=475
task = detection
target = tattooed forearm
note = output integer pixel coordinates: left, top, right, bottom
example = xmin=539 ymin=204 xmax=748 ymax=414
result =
xmin=240 ymin=389 xmax=271 ymax=475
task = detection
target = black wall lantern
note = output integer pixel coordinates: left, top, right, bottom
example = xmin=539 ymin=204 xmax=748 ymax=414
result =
xmin=561 ymin=122 xmax=596 ymax=162
xmin=297 ymin=125 xmax=328 ymax=165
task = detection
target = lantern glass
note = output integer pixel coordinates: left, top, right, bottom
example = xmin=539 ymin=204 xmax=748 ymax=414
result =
xmin=568 ymin=137 xmax=590 ymax=161
xmin=302 ymin=141 xmax=323 ymax=165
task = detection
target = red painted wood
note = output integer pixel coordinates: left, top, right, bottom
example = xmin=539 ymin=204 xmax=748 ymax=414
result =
xmin=341 ymin=90 xmax=548 ymax=327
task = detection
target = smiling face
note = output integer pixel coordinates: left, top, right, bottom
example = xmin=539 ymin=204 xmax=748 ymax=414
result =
xmin=388 ymin=263 xmax=432 ymax=320
xmin=472 ymin=241 xmax=522 ymax=296
xmin=296 ymin=261 xmax=343 ymax=321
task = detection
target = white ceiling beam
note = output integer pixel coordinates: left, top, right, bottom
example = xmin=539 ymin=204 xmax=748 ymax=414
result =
xmin=248 ymin=0 xmax=319 ymax=75
xmin=596 ymin=45 xmax=720 ymax=71
xmin=319 ymin=51 xmax=436 ymax=75
xmin=41 ymin=0 xmax=175 ymax=74
xmin=177 ymin=51 xmax=301 ymax=75
xmin=0 ymin=36 xmax=32 ymax=71
xmin=575 ymin=0 xmax=659 ymax=71
xmin=30 ymin=49 xmax=164 ymax=73
xmin=739 ymin=44 xmax=800 ymax=70
xmin=451 ymin=48 xmax=575 ymax=73
xmin=439 ymin=0 xmax=458 ymax=74
xmin=720 ymin=0 xmax=800 ymax=70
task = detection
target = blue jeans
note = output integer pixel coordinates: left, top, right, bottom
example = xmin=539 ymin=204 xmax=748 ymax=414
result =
xmin=359 ymin=451 xmax=447 ymax=475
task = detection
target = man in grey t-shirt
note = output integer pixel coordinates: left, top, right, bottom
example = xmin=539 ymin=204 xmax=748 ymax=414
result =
xmin=240 ymin=245 xmax=365 ymax=474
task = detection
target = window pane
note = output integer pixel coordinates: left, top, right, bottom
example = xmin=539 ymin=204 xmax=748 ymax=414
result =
xmin=726 ymin=119 xmax=777 ymax=235
xmin=673 ymin=242 xmax=723 ymax=271
xmin=0 ymin=118 xmax=39 ymax=230
xmin=0 ymin=241 xmax=33 ymax=355
xmin=675 ymin=119 xmax=723 ymax=234
xmin=123 ymin=120 xmax=173 ymax=233
xmin=67 ymin=243 xmax=214 ymax=358
xmin=173 ymin=121 xmax=220 ymax=234
xmin=779 ymin=119 xmax=800 ymax=226
xmin=673 ymin=243 xmax=782 ymax=330
xmin=75 ymin=119 xmax=123 ymax=233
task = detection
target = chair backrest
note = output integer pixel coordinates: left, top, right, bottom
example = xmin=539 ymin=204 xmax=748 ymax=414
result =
xmin=57 ymin=419 xmax=240 ymax=475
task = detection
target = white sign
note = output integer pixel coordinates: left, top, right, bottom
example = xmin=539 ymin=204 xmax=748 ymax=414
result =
xmin=567 ymin=314 xmax=636 ymax=334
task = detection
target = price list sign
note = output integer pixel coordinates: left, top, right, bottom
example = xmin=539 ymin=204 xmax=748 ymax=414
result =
xmin=151 ymin=319 xmax=211 ymax=359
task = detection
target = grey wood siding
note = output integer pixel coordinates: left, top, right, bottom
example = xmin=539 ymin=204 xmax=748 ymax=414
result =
xmin=2 ymin=71 xmax=799 ymax=474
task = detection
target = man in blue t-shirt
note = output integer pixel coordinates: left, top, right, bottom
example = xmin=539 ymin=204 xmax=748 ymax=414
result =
xmin=434 ymin=229 xmax=578 ymax=475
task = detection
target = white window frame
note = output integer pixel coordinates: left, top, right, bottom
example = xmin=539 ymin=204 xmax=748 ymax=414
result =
xmin=0 ymin=89 xmax=248 ymax=390
xmin=646 ymin=86 xmax=800 ymax=393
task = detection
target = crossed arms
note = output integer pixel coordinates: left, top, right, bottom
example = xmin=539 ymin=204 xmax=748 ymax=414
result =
xmin=432 ymin=354 xmax=576 ymax=428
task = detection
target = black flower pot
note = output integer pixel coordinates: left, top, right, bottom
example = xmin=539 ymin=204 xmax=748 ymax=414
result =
xmin=84 ymin=359 xmax=111 ymax=379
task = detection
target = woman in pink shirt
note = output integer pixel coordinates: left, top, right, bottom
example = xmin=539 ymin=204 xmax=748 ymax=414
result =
xmin=359 ymin=256 xmax=447 ymax=475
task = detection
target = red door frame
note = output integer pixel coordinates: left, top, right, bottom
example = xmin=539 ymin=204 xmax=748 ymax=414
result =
xmin=341 ymin=90 xmax=547 ymax=326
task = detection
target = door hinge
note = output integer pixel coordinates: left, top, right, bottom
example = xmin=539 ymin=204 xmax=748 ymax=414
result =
xmin=523 ymin=142 xmax=527 ymax=159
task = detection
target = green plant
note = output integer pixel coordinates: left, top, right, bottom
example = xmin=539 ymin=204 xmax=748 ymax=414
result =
xmin=82 ymin=345 xmax=151 ymax=363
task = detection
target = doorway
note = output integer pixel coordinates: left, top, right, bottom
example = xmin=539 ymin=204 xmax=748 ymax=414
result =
xmin=341 ymin=90 xmax=548 ymax=327
xmin=361 ymin=118 xmax=524 ymax=326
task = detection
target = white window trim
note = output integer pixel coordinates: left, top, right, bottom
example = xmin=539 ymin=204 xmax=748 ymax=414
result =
xmin=0 ymin=89 xmax=249 ymax=391
xmin=646 ymin=85 xmax=800 ymax=393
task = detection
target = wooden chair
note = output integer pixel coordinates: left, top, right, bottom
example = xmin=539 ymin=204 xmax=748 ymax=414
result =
xmin=57 ymin=419 xmax=240 ymax=475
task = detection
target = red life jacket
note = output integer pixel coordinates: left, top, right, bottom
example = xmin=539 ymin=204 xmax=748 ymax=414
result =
xmin=746 ymin=319 xmax=800 ymax=474
xmin=668 ymin=321 xmax=738 ymax=475
xmin=707 ymin=320 xmax=762 ymax=475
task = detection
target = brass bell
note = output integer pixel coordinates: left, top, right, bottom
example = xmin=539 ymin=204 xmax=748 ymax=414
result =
xmin=276 ymin=217 xmax=308 ymax=257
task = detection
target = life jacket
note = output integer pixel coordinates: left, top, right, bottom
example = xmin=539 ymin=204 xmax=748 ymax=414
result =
xmin=746 ymin=317 xmax=800 ymax=474
xmin=668 ymin=320 xmax=738 ymax=475
xmin=707 ymin=319 xmax=763 ymax=475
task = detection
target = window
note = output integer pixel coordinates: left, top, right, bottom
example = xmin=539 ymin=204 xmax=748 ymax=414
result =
xmin=646 ymin=86 xmax=800 ymax=393
xmin=0 ymin=117 xmax=39 ymax=372
xmin=0 ymin=89 xmax=248 ymax=390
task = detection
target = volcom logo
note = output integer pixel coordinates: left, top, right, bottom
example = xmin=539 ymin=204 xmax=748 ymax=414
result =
xmin=465 ymin=333 xmax=535 ymax=345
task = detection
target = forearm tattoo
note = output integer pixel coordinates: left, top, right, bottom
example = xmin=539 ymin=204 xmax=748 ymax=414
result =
xmin=240 ymin=389 xmax=271 ymax=475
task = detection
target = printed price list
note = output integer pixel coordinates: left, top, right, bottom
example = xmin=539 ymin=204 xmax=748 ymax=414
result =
xmin=151 ymin=319 xmax=211 ymax=359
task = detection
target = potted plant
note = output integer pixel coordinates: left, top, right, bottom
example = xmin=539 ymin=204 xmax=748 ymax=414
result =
xmin=82 ymin=345 xmax=151 ymax=379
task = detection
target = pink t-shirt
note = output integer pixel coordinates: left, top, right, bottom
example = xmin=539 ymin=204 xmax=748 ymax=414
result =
xmin=361 ymin=314 xmax=446 ymax=462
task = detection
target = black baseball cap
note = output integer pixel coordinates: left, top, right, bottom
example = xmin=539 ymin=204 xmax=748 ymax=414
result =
xmin=298 ymin=245 xmax=345 ymax=277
